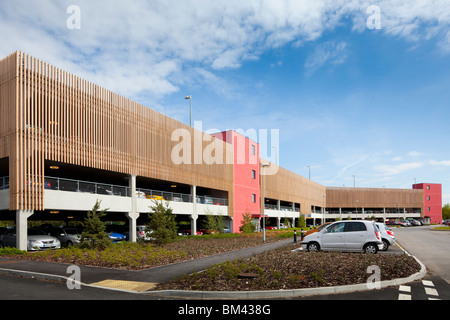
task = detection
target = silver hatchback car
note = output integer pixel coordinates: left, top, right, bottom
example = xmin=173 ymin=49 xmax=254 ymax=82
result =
xmin=301 ymin=220 xmax=384 ymax=254
xmin=375 ymin=222 xmax=396 ymax=251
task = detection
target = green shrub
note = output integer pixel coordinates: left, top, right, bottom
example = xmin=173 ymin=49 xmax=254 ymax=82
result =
xmin=240 ymin=211 xmax=256 ymax=234
xmin=0 ymin=247 xmax=27 ymax=256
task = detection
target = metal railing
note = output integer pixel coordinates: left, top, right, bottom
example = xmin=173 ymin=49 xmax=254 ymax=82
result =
xmin=0 ymin=177 xmax=9 ymax=190
xmin=264 ymin=203 xmax=296 ymax=212
xmin=43 ymin=176 xmax=227 ymax=206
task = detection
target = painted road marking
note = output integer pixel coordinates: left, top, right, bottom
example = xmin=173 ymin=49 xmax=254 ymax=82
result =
xmin=422 ymin=280 xmax=440 ymax=300
xmin=90 ymin=279 xmax=157 ymax=292
xmin=399 ymin=285 xmax=411 ymax=292
xmin=398 ymin=293 xmax=411 ymax=300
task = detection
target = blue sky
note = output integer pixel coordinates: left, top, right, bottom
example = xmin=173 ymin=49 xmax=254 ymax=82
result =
xmin=1 ymin=0 xmax=449 ymax=204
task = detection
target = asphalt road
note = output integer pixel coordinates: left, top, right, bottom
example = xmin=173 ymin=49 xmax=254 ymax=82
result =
xmin=394 ymin=225 xmax=450 ymax=284
xmin=0 ymin=226 xmax=449 ymax=302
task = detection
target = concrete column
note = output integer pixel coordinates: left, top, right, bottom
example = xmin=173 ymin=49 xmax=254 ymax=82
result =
xmin=127 ymin=175 xmax=138 ymax=242
xmin=277 ymin=200 xmax=281 ymax=211
xmin=339 ymin=207 xmax=342 ymax=220
xmin=16 ymin=210 xmax=34 ymax=251
xmin=292 ymin=217 xmax=296 ymax=228
xmin=276 ymin=216 xmax=281 ymax=229
xmin=383 ymin=208 xmax=386 ymax=222
xmin=191 ymin=186 xmax=197 ymax=235
xmin=191 ymin=185 xmax=197 ymax=210
xmin=190 ymin=214 xmax=198 ymax=235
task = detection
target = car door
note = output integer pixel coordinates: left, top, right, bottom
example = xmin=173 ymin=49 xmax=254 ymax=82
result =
xmin=321 ymin=222 xmax=345 ymax=250
xmin=344 ymin=222 xmax=367 ymax=251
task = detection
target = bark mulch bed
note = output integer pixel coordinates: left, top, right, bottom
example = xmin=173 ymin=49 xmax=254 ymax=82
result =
xmin=154 ymin=244 xmax=421 ymax=291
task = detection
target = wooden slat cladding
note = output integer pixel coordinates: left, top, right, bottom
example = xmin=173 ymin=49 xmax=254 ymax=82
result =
xmin=262 ymin=161 xmax=326 ymax=215
xmin=326 ymin=187 xmax=424 ymax=209
xmin=1 ymin=51 xmax=234 ymax=212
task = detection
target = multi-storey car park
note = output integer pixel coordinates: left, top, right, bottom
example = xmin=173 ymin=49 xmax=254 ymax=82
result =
xmin=0 ymin=52 xmax=442 ymax=250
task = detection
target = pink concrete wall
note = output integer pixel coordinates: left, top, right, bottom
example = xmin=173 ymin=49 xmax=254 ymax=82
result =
xmin=414 ymin=183 xmax=442 ymax=224
xmin=212 ymin=130 xmax=260 ymax=232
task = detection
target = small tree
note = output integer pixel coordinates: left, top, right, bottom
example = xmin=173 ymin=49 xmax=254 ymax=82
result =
xmin=203 ymin=209 xmax=226 ymax=234
xmin=443 ymin=204 xmax=450 ymax=220
xmin=240 ymin=210 xmax=256 ymax=234
xmin=80 ymin=200 xmax=111 ymax=250
xmin=147 ymin=200 xmax=177 ymax=245
xmin=298 ymin=213 xmax=306 ymax=229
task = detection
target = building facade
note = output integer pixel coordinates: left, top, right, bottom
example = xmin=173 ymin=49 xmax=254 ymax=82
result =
xmin=413 ymin=183 xmax=442 ymax=224
xmin=0 ymin=52 xmax=443 ymax=250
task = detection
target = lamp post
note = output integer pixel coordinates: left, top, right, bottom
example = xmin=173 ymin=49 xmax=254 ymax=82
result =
xmin=262 ymin=163 xmax=269 ymax=243
xmin=322 ymin=194 xmax=326 ymax=224
xmin=184 ymin=95 xmax=192 ymax=127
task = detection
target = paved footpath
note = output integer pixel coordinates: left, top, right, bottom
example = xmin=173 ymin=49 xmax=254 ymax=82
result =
xmin=0 ymin=238 xmax=428 ymax=298
xmin=0 ymin=239 xmax=295 ymax=292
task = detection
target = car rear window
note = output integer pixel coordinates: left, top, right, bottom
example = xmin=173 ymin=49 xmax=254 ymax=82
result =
xmin=344 ymin=222 xmax=367 ymax=232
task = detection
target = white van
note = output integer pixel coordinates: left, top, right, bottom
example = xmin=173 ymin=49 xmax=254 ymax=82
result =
xmin=301 ymin=220 xmax=384 ymax=254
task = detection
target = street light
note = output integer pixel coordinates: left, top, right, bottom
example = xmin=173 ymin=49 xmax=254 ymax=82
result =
xmin=322 ymin=194 xmax=326 ymax=224
xmin=262 ymin=163 xmax=270 ymax=243
xmin=184 ymin=95 xmax=192 ymax=127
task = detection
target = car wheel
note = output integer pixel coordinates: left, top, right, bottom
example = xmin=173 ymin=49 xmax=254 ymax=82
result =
xmin=364 ymin=243 xmax=378 ymax=254
xmin=307 ymin=242 xmax=320 ymax=252
xmin=382 ymin=239 xmax=389 ymax=251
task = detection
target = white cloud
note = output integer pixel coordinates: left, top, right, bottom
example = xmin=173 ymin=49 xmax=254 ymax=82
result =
xmin=331 ymin=155 xmax=369 ymax=182
xmin=430 ymin=160 xmax=450 ymax=166
xmin=375 ymin=161 xmax=424 ymax=176
xmin=408 ymin=151 xmax=425 ymax=157
xmin=304 ymin=41 xmax=349 ymax=76
xmin=1 ymin=0 xmax=450 ymax=99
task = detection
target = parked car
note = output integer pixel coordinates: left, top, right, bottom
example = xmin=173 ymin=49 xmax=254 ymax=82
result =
xmin=408 ymin=219 xmax=421 ymax=226
xmin=375 ymin=222 xmax=396 ymax=251
xmin=385 ymin=220 xmax=401 ymax=227
xmin=301 ymin=220 xmax=383 ymax=254
xmin=197 ymin=196 xmax=213 ymax=204
xmin=105 ymin=225 xmax=126 ymax=243
xmin=0 ymin=228 xmax=61 ymax=251
xmin=136 ymin=225 xmax=154 ymax=241
xmin=146 ymin=194 xmax=165 ymax=201
xmin=443 ymin=220 xmax=450 ymax=226
xmin=177 ymin=229 xmax=203 ymax=236
xmin=396 ymin=220 xmax=408 ymax=227
xmin=303 ymin=222 xmax=332 ymax=238
xmin=44 ymin=226 xmax=82 ymax=247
